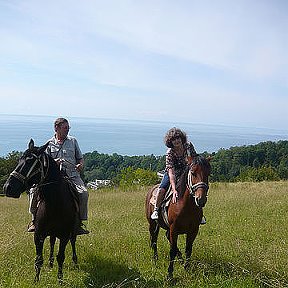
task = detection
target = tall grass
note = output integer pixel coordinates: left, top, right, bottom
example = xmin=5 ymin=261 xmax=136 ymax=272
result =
xmin=0 ymin=182 xmax=287 ymax=287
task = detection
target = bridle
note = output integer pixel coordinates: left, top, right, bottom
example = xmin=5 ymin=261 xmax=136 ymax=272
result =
xmin=10 ymin=153 xmax=49 ymax=189
xmin=187 ymin=169 xmax=209 ymax=198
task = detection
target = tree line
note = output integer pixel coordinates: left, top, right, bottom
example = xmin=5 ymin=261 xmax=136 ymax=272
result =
xmin=83 ymin=151 xmax=165 ymax=185
xmin=1 ymin=140 xmax=288 ymax=192
xmin=83 ymin=140 xmax=288 ymax=183
xmin=209 ymin=140 xmax=288 ymax=182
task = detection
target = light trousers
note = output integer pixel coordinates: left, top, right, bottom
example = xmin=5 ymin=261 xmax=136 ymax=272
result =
xmin=29 ymin=176 xmax=88 ymax=221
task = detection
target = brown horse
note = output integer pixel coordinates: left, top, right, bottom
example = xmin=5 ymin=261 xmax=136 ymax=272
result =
xmin=3 ymin=139 xmax=79 ymax=282
xmin=145 ymin=155 xmax=211 ymax=279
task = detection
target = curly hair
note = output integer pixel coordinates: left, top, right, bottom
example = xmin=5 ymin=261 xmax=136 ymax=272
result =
xmin=164 ymin=127 xmax=187 ymax=148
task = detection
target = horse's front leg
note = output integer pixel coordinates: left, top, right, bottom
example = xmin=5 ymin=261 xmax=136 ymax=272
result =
xmin=184 ymin=230 xmax=198 ymax=271
xmin=57 ymin=237 xmax=69 ymax=282
xmin=49 ymin=236 xmax=56 ymax=268
xmin=166 ymin=229 xmax=183 ymax=263
xmin=167 ymin=232 xmax=178 ymax=280
xmin=34 ymin=234 xmax=45 ymax=282
xmin=70 ymin=235 xmax=78 ymax=264
xmin=149 ymin=220 xmax=160 ymax=261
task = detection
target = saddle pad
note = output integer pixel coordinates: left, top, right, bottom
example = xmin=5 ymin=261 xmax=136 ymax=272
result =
xmin=149 ymin=188 xmax=157 ymax=206
xmin=149 ymin=185 xmax=172 ymax=207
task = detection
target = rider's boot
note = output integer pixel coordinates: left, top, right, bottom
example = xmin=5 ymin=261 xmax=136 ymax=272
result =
xmin=77 ymin=221 xmax=90 ymax=235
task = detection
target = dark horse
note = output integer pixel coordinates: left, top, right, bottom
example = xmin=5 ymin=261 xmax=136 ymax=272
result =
xmin=3 ymin=139 xmax=79 ymax=282
xmin=145 ymin=155 xmax=211 ymax=279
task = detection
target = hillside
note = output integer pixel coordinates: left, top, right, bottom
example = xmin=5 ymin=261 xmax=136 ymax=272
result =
xmin=0 ymin=182 xmax=287 ymax=287
xmin=1 ymin=140 xmax=288 ymax=192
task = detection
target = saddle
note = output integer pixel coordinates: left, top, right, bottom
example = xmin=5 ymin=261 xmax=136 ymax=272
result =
xmin=31 ymin=177 xmax=80 ymax=215
xmin=150 ymin=169 xmax=189 ymax=228
xmin=150 ymin=186 xmax=173 ymax=228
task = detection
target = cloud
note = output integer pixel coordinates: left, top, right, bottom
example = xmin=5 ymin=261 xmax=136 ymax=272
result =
xmin=0 ymin=0 xmax=287 ymax=129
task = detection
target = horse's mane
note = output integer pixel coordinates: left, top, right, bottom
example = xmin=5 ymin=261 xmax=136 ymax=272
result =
xmin=176 ymin=167 xmax=189 ymax=199
xmin=176 ymin=155 xmax=211 ymax=199
xmin=191 ymin=155 xmax=211 ymax=174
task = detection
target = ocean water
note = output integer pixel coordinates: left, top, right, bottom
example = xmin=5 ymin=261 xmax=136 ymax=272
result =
xmin=0 ymin=114 xmax=287 ymax=157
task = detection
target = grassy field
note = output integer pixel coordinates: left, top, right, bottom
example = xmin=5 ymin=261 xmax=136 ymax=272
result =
xmin=0 ymin=181 xmax=288 ymax=287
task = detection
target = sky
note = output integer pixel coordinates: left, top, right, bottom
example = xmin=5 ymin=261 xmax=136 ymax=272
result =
xmin=0 ymin=0 xmax=287 ymax=130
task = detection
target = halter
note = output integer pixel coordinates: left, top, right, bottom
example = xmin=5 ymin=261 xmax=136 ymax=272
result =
xmin=10 ymin=153 xmax=49 ymax=189
xmin=187 ymin=169 xmax=209 ymax=197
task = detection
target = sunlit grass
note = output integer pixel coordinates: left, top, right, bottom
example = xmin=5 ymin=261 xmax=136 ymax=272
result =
xmin=0 ymin=182 xmax=288 ymax=287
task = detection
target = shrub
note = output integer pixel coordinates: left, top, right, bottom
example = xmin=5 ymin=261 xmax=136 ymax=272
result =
xmin=237 ymin=166 xmax=280 ymax=182
xmin=113 ymin=167 xmax=159 ymax=188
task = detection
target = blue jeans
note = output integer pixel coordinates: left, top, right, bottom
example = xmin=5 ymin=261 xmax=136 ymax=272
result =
xmin=159 ymin=172 xmax=170 ymax=191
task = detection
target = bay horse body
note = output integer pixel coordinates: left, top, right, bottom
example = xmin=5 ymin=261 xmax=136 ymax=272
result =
xmin=3 ymin=139 xmax=79 ymax=282
xmin=145 ymin=155 xmax=211 ymax=278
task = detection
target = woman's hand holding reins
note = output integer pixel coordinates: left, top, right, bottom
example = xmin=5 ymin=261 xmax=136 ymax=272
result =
xmin=172 ymin=190 xmax=178 ymax=203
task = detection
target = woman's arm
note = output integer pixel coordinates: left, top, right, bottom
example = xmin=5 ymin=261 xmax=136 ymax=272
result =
xmin=168 ymin=168 xmax=178 ymax=203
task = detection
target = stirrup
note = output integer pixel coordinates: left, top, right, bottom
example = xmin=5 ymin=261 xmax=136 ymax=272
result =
xmin=151 ymin=210 xmax=158 ymax=220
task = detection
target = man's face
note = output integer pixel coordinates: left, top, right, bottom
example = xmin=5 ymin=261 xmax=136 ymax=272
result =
xmin=56 ymin=122 xmax=70 ymax=139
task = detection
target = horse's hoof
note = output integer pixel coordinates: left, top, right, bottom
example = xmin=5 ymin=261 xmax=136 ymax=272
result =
xmin=184 ymin=262 xmax=190 ymax=271
xmin=58 ymin=273 xmax=63 ymax=284
xmin=166 ymin=274 xmax=176 ymax=284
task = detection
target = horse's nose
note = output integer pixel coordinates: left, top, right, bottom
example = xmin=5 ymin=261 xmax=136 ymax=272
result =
xmin=195 ymin=196 xmax=207 ymax=208
xmin=2 ymin=181 xmax=19 ymax=198
xmin=2 ymin=182 xmax=10 ymax=195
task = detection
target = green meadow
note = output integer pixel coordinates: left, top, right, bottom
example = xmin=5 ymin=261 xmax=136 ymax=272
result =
xmin=0 ymin=182 xmax=287 ymax=287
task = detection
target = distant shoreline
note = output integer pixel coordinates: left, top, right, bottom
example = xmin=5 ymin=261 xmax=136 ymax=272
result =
xmin=0 ymin=114 xmax=287 ymax=157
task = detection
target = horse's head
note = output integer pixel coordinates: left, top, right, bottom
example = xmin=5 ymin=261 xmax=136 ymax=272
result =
xmin=187 ymin=155 xmax=211 ymax=208
xmin=3 ymin=139 xmax=49 ymax=198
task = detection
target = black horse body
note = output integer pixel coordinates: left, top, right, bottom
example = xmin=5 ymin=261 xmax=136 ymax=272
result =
xmin=3 ymin=139 xmax=79 ymax=282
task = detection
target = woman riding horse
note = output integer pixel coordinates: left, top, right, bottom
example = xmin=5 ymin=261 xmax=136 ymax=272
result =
xmin=151 ymin=127 xmax=206 ymax=224
xmin=146 ymin=128 xmax=211 ymax=279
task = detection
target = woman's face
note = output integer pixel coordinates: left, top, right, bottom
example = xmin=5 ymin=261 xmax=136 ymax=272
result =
xmin=171 ymin=136 xmax=182 ymax=148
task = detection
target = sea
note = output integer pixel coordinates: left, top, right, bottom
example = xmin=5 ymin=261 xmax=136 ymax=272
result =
xmin=0 ymin=114 xmax=287 ymax=157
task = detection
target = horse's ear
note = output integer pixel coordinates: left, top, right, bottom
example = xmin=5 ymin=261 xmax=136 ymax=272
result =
xmin=39 ymin=141 xmax=50 ymax=154
xmin=207 ymin=155 xmax=213 ymax=162
xmin=28 ymin=139 xmax=34 ymax=150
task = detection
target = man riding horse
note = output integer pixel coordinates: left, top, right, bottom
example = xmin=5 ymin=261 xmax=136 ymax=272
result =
xmin=28 ymin=117 xmax=89 ymax=235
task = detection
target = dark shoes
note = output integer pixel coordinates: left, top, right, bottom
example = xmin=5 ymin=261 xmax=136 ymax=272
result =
xmin=27 ymin=221 xmax=35 ymax=232
xmin=77 ymin=223 xmax=89 ymax=235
